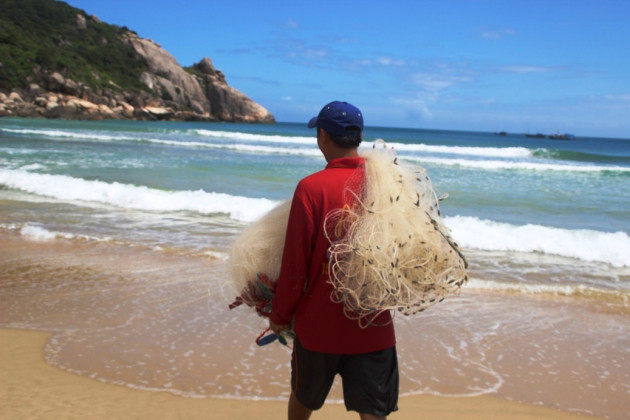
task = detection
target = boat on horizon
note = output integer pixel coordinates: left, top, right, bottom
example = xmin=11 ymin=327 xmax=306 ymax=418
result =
xmin=525 ymin=133 xmax=546 ymax=138
xmin=548 ymin=133 xmax=576 ymax=140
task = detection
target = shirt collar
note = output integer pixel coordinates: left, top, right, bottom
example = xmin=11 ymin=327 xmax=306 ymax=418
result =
xmin=325 ymin=156 xmax=365 ymax=170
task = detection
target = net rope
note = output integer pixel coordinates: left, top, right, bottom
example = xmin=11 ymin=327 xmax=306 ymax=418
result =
xmin=228 ymin=200 xmax=290 ymax=316
xmin=228 ymin=141 xmax=467 ymax=327
xmin=324 ymin=141 xmax=468 ymax=327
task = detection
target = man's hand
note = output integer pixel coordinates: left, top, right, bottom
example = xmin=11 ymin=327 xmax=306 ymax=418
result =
xmin=269 ymin=319 xmax=290 ymax=335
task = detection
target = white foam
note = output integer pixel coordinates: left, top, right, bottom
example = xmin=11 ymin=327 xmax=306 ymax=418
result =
xmin=445 ymin=215 xmax=630 ymax=267
xmin=0 ymin=127 xmax=131 ymax=142
xmin=1 ymin=127 xmax=321 ymax=156
xmin=19 ymin=225 xmax=62 ymax=241
xmin=7 ymin=223 xmax=113 ymax=243
xmin=405 ymin=155 xmax=630 ymax=173
xmin=5 ymin=126 xmax=628 ymax=176
xmin=187 ymin=135 xmax=536 ymax=160
xmin=466 ymin=277 xmax=628 ymax=298
xmin=192 ymin=130 xmax=533 ymax=159
xmin=0 ymin=169 xmax=278 ymax=222
xmin=10 ymin=127 xmax=616 ymax=169
xmin=193 ymin=129 xmax=314 ymax=145
xmin=146 ymin=138 xmax=321 ymax=156
xmin=364 ymin=140 xmax=532 ymax=158
xmin=19 ymin=163 xmax=45 ymax=171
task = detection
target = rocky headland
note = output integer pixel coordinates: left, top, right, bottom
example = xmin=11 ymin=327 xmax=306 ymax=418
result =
xmin=0 ymin=1 xmax=274 ymax=123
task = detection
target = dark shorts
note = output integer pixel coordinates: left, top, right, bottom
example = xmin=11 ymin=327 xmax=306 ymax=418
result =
xmin=291 ymin=337 xmax=399 ymax=416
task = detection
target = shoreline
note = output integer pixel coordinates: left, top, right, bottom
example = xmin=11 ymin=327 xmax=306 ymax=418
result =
xmin=0 ymin=328 xmax=604 ymax=420
xmin=0 ymin=232 xmax=628 ymax=419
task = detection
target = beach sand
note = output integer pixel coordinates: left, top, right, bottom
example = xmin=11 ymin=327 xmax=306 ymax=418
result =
xmin=2 ymin=232 xmax=625 ymax=419
xmin=1 ymin=328 xmax=604 ymax=420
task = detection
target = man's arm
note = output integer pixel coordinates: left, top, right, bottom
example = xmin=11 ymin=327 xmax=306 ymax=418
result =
xmin=268 ymin=183 xmax=315 ymax=330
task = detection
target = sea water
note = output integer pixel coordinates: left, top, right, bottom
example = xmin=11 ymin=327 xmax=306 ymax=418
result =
xmin=1 ymin=117 xmax=629 ymax=419
xmin=2 ymin=118 xmax=629 ymax=277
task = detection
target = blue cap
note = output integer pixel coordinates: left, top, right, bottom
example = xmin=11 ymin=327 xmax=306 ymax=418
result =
xmin=307 ymin=101 xmax=363 ymax=136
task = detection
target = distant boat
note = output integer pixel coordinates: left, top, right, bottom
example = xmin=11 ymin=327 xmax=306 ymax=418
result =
xmin=548 ymin=133 xmax=576 ymax=140
xmin=495 ymin=131 xmax=507 ymax=136
xmin=525 ymin=133 xmax=546 ymax=138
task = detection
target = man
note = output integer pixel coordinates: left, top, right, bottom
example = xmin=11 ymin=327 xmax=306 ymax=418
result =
xmin=269 ymin=101 xmax=399 ymax=420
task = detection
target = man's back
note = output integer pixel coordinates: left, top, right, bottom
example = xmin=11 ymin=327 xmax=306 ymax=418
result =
xmin=271 ymin=156 xmax=395 ymax=354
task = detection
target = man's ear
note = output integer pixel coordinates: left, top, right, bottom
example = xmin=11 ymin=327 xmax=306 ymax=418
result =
xmin=319 ymin=128 xmax=332 ymax=145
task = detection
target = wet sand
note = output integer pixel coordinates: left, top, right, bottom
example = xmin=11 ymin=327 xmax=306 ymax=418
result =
xmin=1 ymin=328 xmax=604 ymax=420
xmin=0 ymin=232 xmax=627 ymax=419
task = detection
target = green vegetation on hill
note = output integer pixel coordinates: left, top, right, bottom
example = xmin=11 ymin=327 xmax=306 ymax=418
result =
xmin=0 ymin=0 xmax=149 ymax=92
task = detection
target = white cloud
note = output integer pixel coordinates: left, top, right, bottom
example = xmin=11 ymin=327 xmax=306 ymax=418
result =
xmin=481 ymin=28 xmax=515 ymax=39
xmin=604 ymin=93 xmax=630 ymax=102
xmin=411 ymin=73 xmax=471 ymax=92
xmin=345 ymin=57 xmax=406 ymax=69
xmin=501 ymin=66 xmax=551 ymax=73
xmin=353 ymin=58 xmax=372 ymax=66
xmin=385 ymin=70 xmax=475 ymax=123
xmin=390 ymin=97 xmax=434 ymax=120
xmin=376 ymin=57 xmax=406 ymax=66
xmin=304 ymin=48 xmax=328 ymax=59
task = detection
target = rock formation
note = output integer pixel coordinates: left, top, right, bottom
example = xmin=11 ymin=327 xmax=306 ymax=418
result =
xmin=0 ymin=13 xmax=274 ymax=124
xmin=193 ymin=57 xmax=273 ymax=123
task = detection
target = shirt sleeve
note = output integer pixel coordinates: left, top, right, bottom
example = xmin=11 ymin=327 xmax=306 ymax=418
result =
xmin=269 ymin=181 xmax=316 ymax=326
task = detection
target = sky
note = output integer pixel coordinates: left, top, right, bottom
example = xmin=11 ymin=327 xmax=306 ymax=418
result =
xmin=65 ymin=0 xmax=630 ymax=138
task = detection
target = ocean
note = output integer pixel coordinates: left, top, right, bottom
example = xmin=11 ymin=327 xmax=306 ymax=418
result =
xmin=1 ymin=117 xmax=629 ymax=419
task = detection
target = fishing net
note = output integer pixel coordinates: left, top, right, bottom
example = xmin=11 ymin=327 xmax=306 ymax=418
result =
xmin=324 ymin=142 xmax=468 ymax=327
xmin=228 ymin=200 xmax=290 ymax=317
xmin=228 ymin=142 xmax=467 ymax=327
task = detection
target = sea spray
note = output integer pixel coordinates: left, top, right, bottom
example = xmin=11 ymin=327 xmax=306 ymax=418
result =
xmin=446 ymin=215 xmax=630 ymax=267
xmin=0 ymin=169 xmax=278 ymax=222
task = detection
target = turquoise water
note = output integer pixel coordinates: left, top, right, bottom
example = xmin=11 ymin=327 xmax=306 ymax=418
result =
xmin=2 ymin=117 xmax=629 ymax=276
xmin=1 ymin=117 xmax=629 ymax=418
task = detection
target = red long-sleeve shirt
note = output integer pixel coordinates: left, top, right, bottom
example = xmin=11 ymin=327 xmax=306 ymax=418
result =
xmin=270 ymin=157 xmax=396 ymax=354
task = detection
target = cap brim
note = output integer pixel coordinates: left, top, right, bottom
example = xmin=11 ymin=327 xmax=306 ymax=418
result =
xmin=307 ymin=116 xmax=318 ymax=128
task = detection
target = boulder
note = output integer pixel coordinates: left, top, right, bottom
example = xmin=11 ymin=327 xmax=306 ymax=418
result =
xmin=28 ymin=83 xmax=43 ymax=94
xmin=98 ymin=104 xmax=114 ymax=115
xmin=34 ymin=96 xmax=48 ymax=107
xmin=197 ymin=57 xmax=216 ymax=75
xmin=144 ymin=106 xmax=173 ymax=119
xmin=62 ymin=79 xmax=80 ymax=96
xmin=44 ymin=72 xmax=65 ymax=92
xmin=8 ymin=91 xmax=23 ymax=102
xmin=67 ymin=97 xmax=99 ymax=111
xmin=119 ymin=101 xmax=134 ymax=114
xmin=76 ymin=14 xmax=87 ymax=29
xmin=46 ymin=100 xmax=59 ymax=110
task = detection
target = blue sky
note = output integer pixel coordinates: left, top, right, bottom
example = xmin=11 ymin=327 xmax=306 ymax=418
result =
xmin=67 ymin=0 xmax=630 ymax=138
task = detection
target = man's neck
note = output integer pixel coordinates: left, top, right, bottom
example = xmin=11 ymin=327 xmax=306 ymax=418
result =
xmin=324 ymin=147 xmax=359 ymax=162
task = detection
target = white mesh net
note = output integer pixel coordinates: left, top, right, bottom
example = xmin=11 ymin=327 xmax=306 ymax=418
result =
xmin=228 ymin=142 xmax=467 ymax=326
xmin=324 ymin=143 xmax=468 ymax=327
